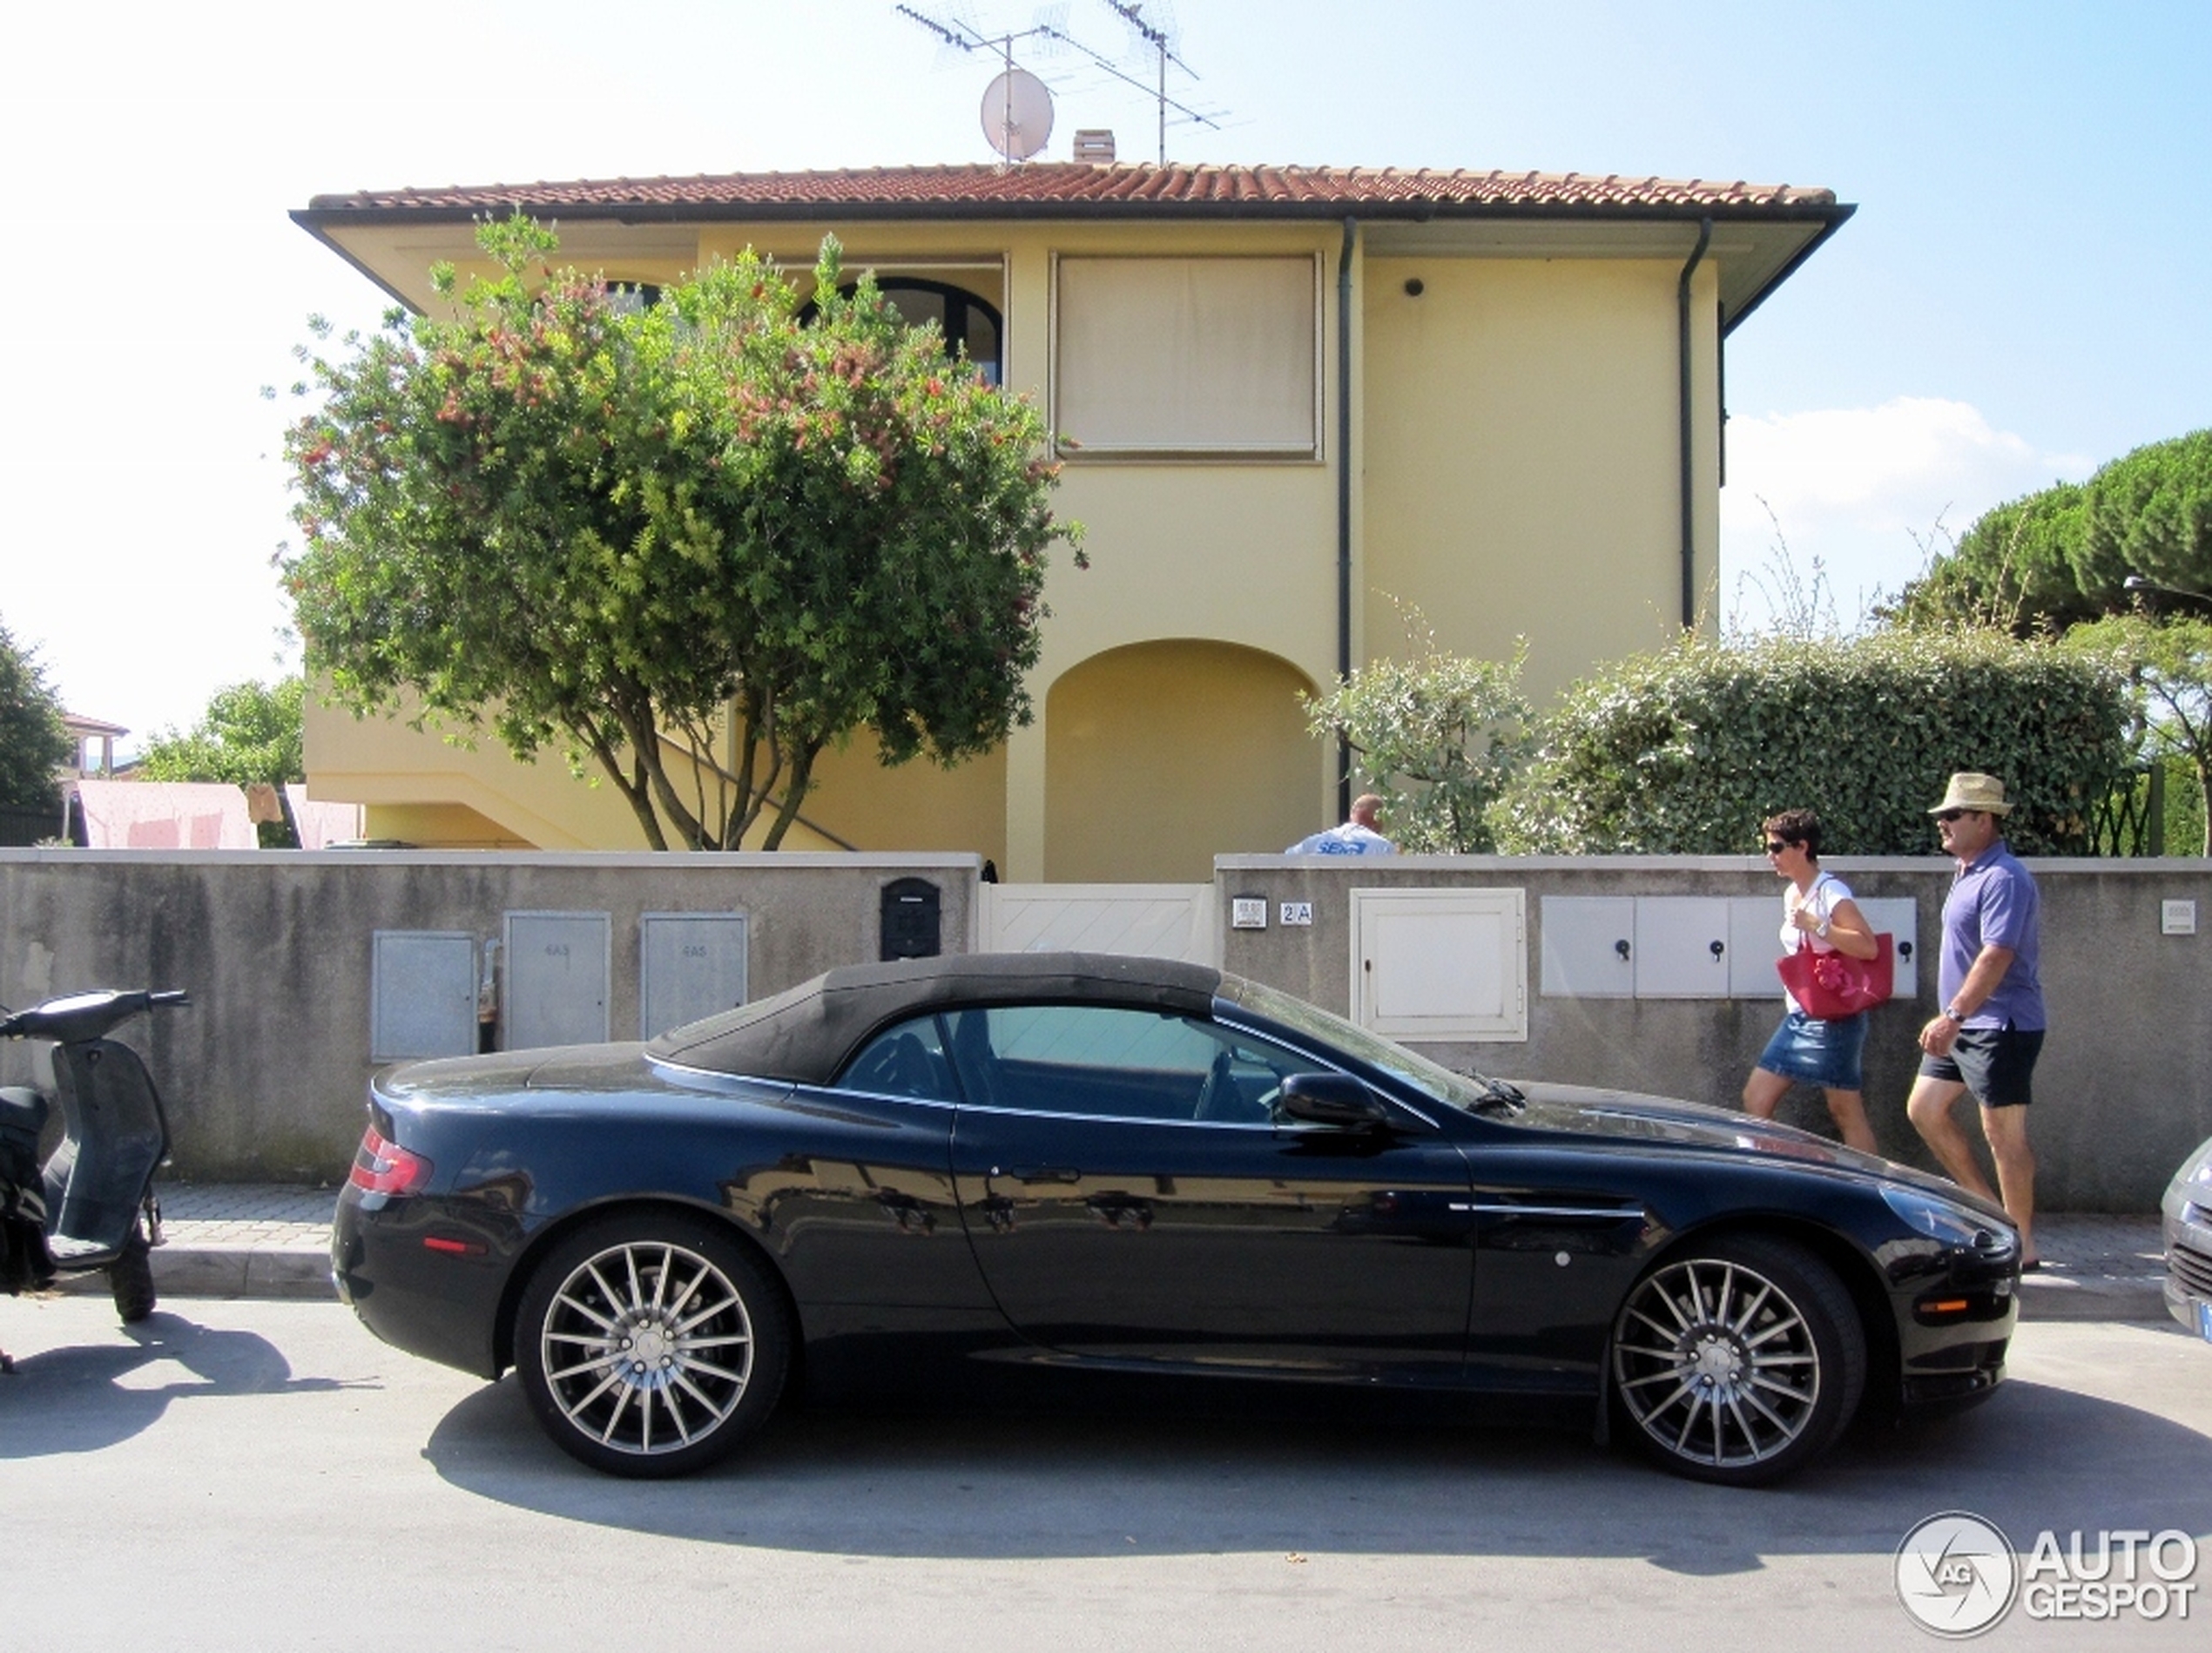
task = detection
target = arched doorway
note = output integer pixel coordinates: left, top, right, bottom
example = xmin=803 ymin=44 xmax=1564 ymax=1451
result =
xmin=1045 ymin=641 xmax=1318 ymax=882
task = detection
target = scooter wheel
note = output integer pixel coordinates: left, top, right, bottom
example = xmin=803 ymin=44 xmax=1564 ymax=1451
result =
xmin=110 ymin=1227 xmax=157 ymax=1324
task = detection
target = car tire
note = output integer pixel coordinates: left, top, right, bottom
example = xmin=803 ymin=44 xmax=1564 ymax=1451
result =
xmin=514 ymin=1211 xmax=791 ymax=1479
xmin=1609 ymin=1232 xmax=1865 ymax=1487
xmin=109 ymin=1225 xmax=157 ymax=1324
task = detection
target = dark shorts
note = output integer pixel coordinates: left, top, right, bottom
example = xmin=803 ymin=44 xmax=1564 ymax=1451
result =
xmin=1919 ymin=1025 xmax=2045 ymax=1108
xmin=1757 ymin=1009 xmax=1867 ymax=1090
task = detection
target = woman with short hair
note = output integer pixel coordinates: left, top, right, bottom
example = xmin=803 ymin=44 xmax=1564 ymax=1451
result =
xmin=1742 ymin=808 xmax=1882 ymax=1154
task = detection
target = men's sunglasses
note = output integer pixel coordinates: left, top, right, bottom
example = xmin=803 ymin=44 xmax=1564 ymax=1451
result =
xmin=1934 ymin=808 xmax=1973 ymax=823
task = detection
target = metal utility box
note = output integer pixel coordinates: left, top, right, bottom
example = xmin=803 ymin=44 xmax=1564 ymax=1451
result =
xmin=1631 ymin=898 xmax=1735 ymax=998
xmin=638 ymin=912 xmax=749 ymax=1039
xmin=369 ymin=931 xmax=478 ymax=1061
xmin=1350 ymin=887 xmax=1527 ymax=1042
xmin=1538 ymin=897 xmax=1636 ymax=999
xmin=503 ymin=911 xmax=610 ymax=1049
xmin=1727 ymin=896 xmax=1789 ymax=997
xmin=880 ymin=877 xmax=942 ymax=961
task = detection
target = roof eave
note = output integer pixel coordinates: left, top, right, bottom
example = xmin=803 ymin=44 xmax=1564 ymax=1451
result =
xmin=294 ymin=196 xmax=1850 ymax=230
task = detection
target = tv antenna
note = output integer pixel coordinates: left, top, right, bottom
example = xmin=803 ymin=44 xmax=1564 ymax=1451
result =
xmin=895 ymin=3 xmax=1220 ymax=165
xmin=1100 ymin=2 xmax=1193 ymax=168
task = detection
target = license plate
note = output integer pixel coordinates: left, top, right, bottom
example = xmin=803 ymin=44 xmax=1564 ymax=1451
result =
xmin=2199 ymin=1299 xmax=2212 ymax=1345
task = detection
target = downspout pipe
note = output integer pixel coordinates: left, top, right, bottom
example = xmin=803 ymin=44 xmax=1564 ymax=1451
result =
xmin=1337 ymin=216 xmax=1356 ymax=820
xmin=1677 ymin=216 xmax=1712 ymax=630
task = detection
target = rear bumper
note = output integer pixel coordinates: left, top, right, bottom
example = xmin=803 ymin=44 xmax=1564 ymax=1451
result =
xmin=333 ymin=1184 xmax=513 ymax=1379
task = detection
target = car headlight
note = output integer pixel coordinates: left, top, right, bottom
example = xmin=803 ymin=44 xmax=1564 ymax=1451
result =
xmin=2177 ymin=1139 xmax=2212 ymax=1195
xmin=1881 ymin=1183 xmax=2010 ymax=1250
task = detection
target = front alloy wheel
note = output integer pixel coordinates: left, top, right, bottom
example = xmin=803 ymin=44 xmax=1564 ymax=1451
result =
xmin=516 ymin=1214 xmax=789 ymax=1478
xmin=1610 ymin=1234 xmax=1865 ymax=1486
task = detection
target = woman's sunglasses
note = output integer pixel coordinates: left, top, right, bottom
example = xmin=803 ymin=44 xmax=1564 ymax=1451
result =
xmin=1764 ymin=840 xmax=1791 ymax=853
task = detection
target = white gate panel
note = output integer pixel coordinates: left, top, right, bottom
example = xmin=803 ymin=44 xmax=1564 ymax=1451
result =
xmin=978 ymin=884 xmax=1218 ymax=965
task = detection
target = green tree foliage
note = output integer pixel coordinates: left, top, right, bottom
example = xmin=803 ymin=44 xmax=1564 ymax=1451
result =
xmin=1302 ymin=616 xmax=1534 ymax=853
xmin=2065 ymin=614 xmax=2212 ymax=854
xmin=138 ymin=677 xmax=305 ymax=787
xmin=0 ymin=616 xmax=71 ymax=813
xmin=283 ymin=216 xmax=1076 ymax=850
xmin=1886 ymin=430 xmax=2212 ymax=632
xmin=1492 ymin=629 xmax=2128 ymax=855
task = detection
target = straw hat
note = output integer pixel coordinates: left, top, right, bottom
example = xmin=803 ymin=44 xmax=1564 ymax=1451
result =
xmin=1928 ymin=772 xmax=2013 ymax=815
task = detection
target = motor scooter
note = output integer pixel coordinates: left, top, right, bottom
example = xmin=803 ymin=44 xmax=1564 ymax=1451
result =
xmin=1 ymin=989 xmax=185 ymax=1368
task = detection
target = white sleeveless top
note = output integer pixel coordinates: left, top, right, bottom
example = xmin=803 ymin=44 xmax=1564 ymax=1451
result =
xmin=1781 ymin=872 xmax=1853 ymax=1014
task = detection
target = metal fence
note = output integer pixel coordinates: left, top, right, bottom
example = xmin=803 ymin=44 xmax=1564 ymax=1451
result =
xmin=0 ymin=802 xmax=63 ymax=847
xmin=2092 ymin=762 xmax=2168 ymax=857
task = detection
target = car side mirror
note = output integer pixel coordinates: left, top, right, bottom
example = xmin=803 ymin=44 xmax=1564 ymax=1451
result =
xmin=1278 ymin=1072 xmax=1392 ymax=1128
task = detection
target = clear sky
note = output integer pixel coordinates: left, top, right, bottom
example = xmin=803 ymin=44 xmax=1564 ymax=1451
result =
xmin=3 ymin=0 xmax=2205 ymax=749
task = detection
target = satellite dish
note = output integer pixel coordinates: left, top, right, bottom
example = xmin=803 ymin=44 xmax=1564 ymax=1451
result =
xmin=981 ymin=67 xmax=1054 ymax=162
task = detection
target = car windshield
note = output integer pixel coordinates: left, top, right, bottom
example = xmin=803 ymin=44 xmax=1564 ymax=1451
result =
xmin=1218 ymin=977 xmax=1503 ymax=1116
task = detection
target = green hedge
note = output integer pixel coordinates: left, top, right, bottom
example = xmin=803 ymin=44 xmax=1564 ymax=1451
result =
xmin=1493 ymin=630 xmax=2129 ymax=855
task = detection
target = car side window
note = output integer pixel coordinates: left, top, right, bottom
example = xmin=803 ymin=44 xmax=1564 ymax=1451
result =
xmin=838 ymin=1015 xmax=960 ymax=1103
xmin=942 ymin=1004 xmax=1331 ymax=1123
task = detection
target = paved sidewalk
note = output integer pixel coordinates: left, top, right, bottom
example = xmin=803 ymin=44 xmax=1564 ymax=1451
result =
xmin=48 ymin=1184 xmax=2176 ymax=1322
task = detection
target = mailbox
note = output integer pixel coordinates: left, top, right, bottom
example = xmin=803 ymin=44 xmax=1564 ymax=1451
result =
xmin=880 ymin=877 xmax=942 ymax=961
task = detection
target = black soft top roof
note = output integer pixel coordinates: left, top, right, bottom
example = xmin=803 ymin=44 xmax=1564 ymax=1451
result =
xmin=646 ymin=951 xmax=1226 ymax=1085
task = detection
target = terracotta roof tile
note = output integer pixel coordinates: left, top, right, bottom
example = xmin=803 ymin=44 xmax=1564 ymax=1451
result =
xmin=304 ymin=163 xmax=1837 ymax=219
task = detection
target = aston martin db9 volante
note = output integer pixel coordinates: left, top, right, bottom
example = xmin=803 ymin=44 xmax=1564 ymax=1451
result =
xmin=332 ymin=953 xmax=2020 ymax=1485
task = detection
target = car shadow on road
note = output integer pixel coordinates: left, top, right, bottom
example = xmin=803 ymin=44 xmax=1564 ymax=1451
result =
xmin=0 ymin=1310 xmax=356 ymax=1459
xmin=421 ymin=1359 xmax=2212 ymax=1566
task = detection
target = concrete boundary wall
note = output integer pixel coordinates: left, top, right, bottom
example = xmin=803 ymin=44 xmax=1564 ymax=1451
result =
xmin=3 ymin=849 xmax=2204 ymax=1206
xmin=0 ymin=850 xmax=977 ymax=1182
xmin=1218 ymin=855 xmax=2212 ymax=1211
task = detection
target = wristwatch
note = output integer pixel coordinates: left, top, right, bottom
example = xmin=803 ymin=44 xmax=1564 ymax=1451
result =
xmin=1941 ymin=1004 xmax=1966 ymax=1023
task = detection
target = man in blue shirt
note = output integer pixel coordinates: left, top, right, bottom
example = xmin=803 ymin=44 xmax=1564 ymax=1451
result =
xmin=1905 ymin=772 xmax=2047 ymax=1267
xmin=1286 ymin=793 xmax=1398 ymax=856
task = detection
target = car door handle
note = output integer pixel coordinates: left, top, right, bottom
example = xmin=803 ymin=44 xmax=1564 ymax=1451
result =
xmin=1007 ymin=1165 xmax=1081 ymax=1184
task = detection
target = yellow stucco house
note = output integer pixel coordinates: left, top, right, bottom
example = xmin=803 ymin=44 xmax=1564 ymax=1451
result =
xmin=293 ymin=163 xmax=1849 ymax=881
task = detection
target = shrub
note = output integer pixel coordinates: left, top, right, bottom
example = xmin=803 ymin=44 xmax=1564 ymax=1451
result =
xmin=1492 ymin=628 xmax=2129 ymax=855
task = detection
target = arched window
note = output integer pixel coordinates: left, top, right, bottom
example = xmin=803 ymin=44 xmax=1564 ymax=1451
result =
xmin=800 ymin=278 xmax=1003 ymax=387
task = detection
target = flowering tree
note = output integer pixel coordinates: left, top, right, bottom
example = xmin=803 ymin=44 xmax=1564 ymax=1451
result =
xmin=284 ymin=217 xmax=1077 ymax=849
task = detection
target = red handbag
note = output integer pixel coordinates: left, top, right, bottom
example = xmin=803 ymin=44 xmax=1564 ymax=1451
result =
xmin=1777 ymin=933 xmax=1894 ymax=1019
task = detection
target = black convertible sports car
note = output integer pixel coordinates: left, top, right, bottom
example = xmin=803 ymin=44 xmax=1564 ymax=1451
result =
xmin=332 ymin=952 xmax=2020 ymax=1485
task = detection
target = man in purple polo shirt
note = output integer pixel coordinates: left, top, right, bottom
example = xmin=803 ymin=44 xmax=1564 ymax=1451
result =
xmin=1905 ymin=772 xmax=2047 ymax=1267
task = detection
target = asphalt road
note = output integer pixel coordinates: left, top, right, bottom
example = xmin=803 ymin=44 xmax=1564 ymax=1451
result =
xmin=3 ymin=1296 xmax=2208 ymax=1652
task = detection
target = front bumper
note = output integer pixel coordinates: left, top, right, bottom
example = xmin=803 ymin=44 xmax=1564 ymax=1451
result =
xmin=1885 ymin=1227 xmax=2020 ymax=1413
xmin=2162 ymin=1188 xmax=2212 ymax=1339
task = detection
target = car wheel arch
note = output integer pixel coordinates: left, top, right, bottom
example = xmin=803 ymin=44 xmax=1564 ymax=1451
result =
xmin=492 ymin=1195 xmax=805 ymax=1381
xmin=1621 ymin=1216 xmax=1898 ymax=1425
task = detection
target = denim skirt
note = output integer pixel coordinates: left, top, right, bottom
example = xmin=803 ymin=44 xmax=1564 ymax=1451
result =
xmin=1756 ymin=1008 xmax=1868 ymax=1090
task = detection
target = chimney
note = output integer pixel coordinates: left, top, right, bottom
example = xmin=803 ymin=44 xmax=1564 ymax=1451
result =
xmin=1073 ymin=129 xmax=1116 ymax=164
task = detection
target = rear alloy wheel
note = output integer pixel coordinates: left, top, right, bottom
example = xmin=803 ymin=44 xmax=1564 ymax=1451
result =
xmin=515 ymin=1213 xmax=789 ymax=1478
xmin=109 ymin=1225 xmax=157 ymax=1324
xmin=1610 ymin=1234 xmax=1865 ymax=1486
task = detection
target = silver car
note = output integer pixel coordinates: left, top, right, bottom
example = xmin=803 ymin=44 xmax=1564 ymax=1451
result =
xmin=2163 ymin=1134 xmax=2212 ymax=1339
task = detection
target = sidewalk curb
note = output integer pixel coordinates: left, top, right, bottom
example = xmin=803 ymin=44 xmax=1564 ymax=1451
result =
xmin=2015 ymin=1276 xmax=2169 ymax=1325
xmin=54 ymin=1246 xmax=336 ymax=1302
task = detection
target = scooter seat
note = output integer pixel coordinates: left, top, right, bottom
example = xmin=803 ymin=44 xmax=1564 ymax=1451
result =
xmin=0 ymin=1086 xmax=46 ymax=1136
xmin=0 ymin=1087 xmax=45 ymax=1184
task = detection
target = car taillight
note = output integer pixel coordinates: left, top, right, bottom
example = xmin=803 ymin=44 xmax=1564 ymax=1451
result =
xmin=349 ymin=1126 xmax=432 ymax=1196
